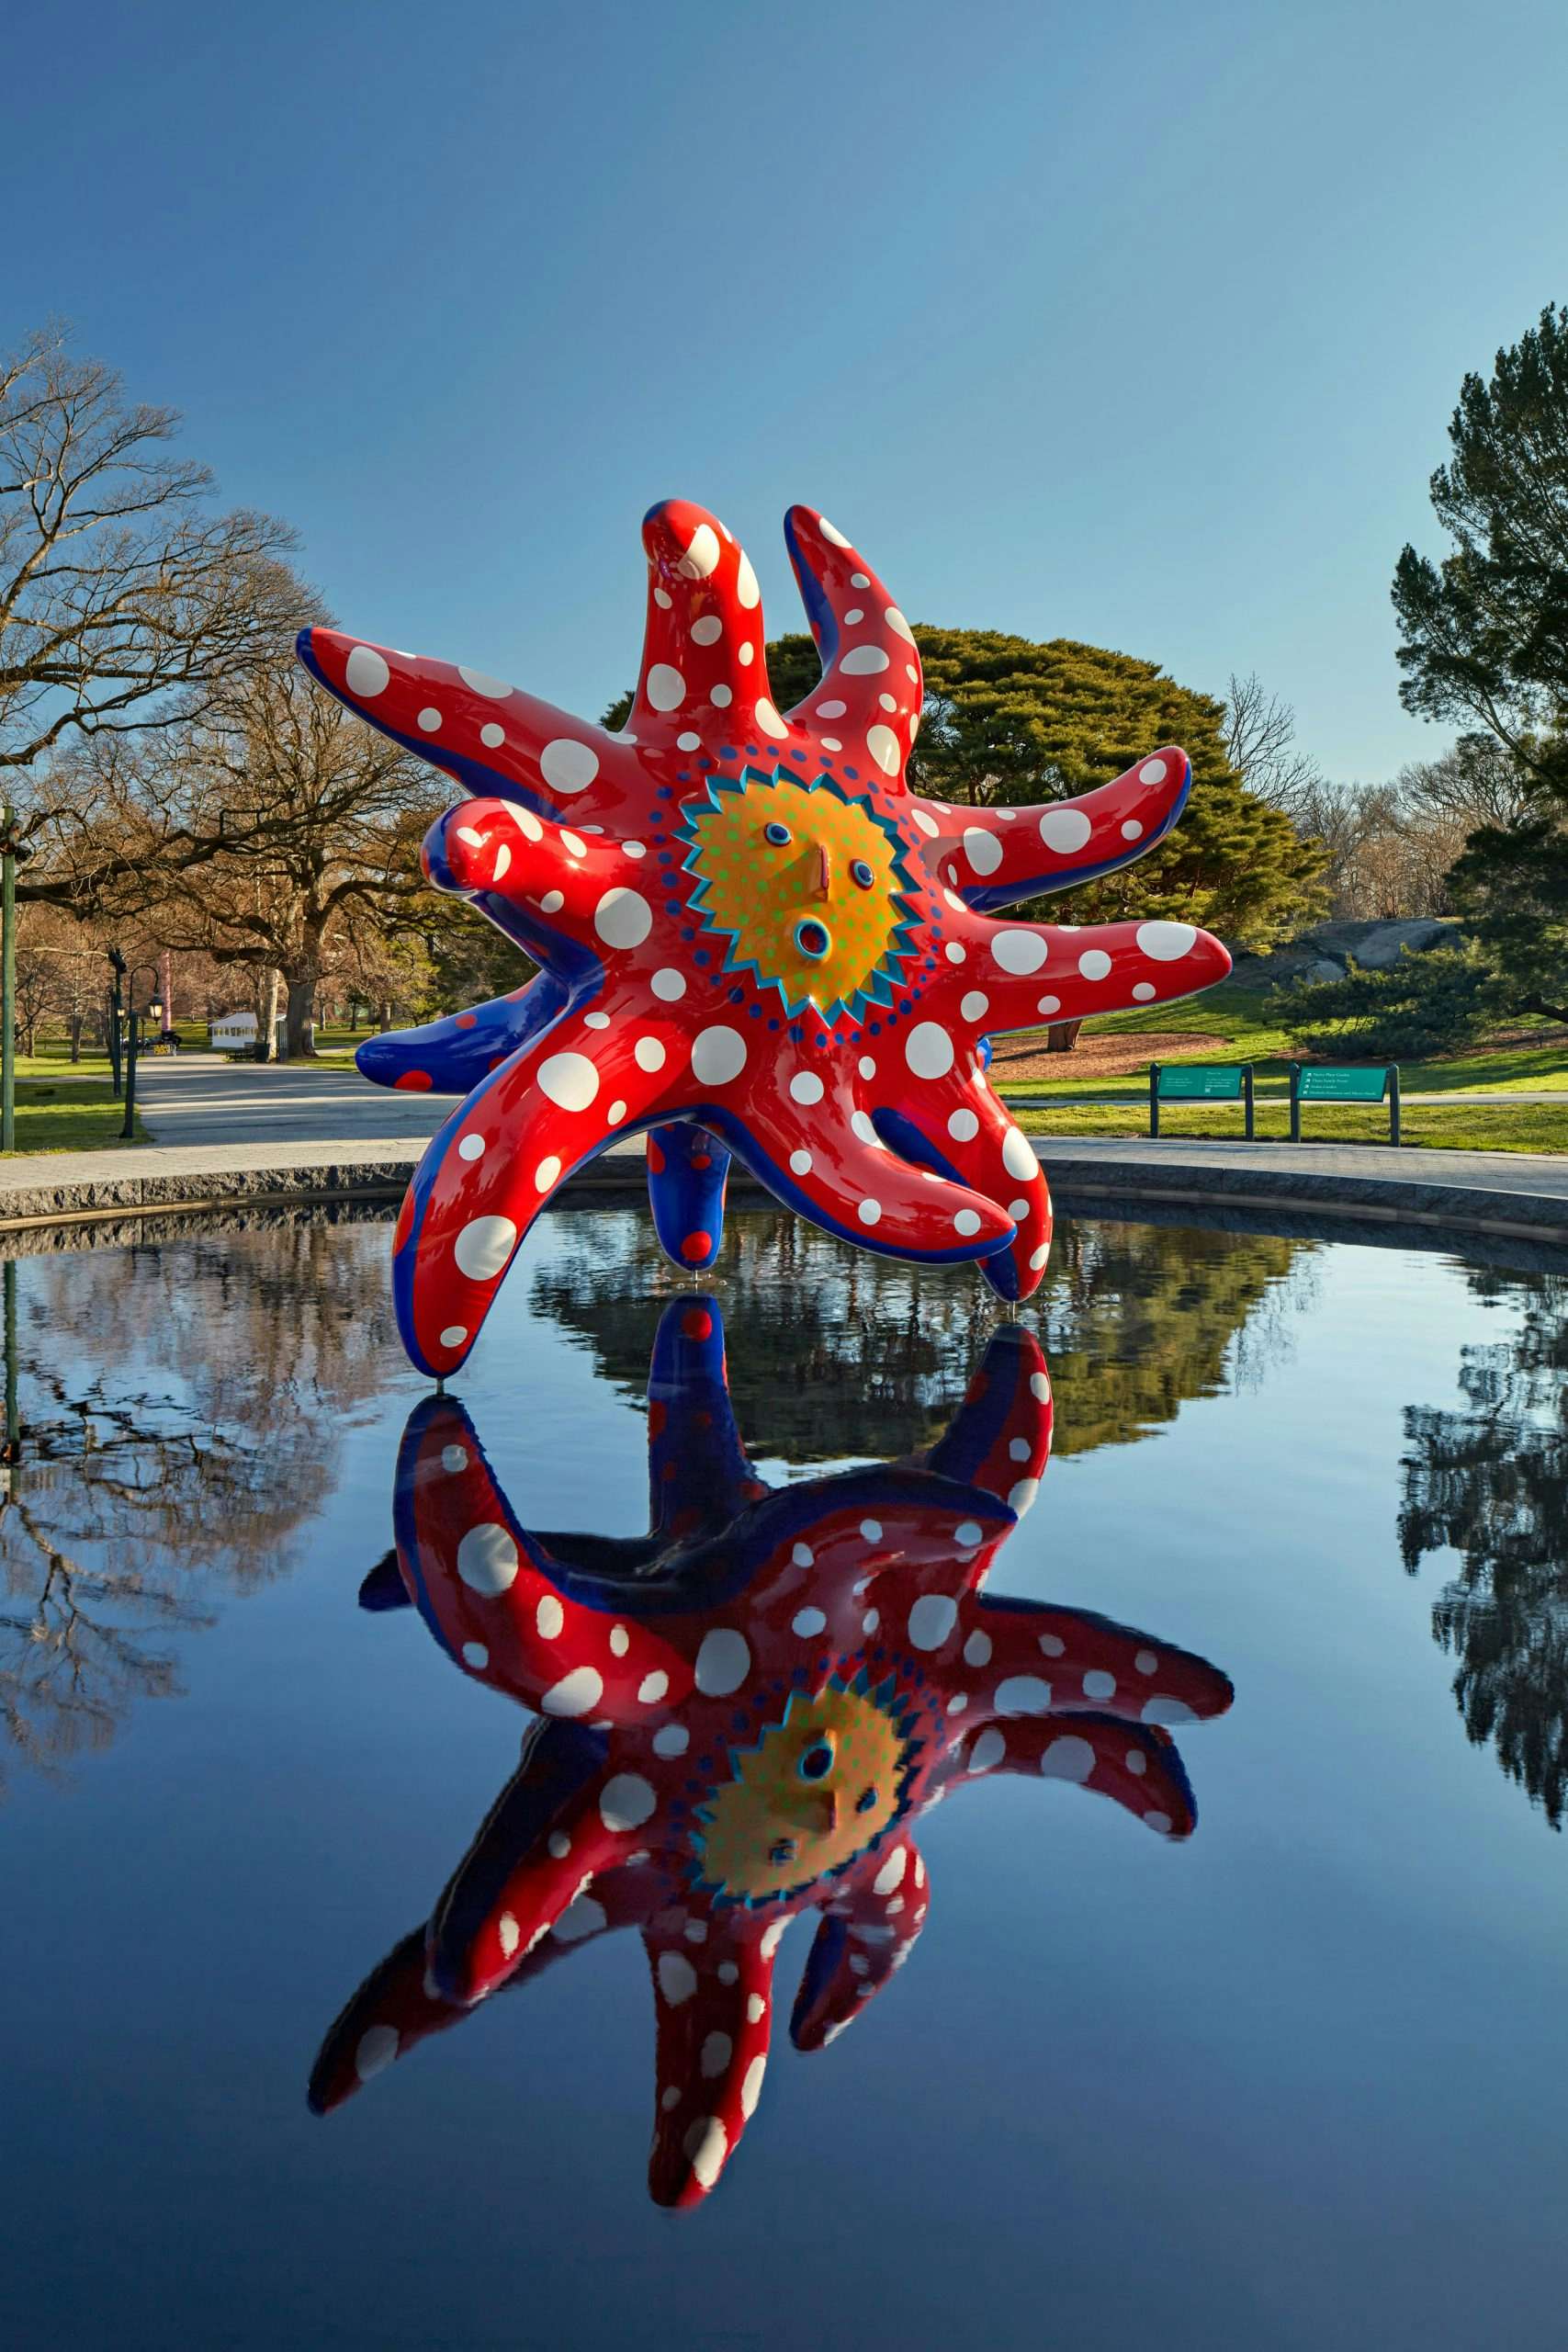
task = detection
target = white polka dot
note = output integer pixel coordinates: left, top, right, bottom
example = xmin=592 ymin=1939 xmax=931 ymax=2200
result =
xmin=866 ymin=724 xmax=901 ymax=775
xmin=514 ymin=808 xmax=543 ymax=842
xmin=458 ymin=666 xmax=513 ymax=699
xmin=964 ymin=1630 xmax=992 ymax=1667
xmin=461 ymin=1640 xmax=489 ymax=1669
xmin=1135 ymin=1649 xmax=1158 ymax=1675
xmin=700 ymin=2031 xmax=732 ymax=2079
xmin=539 ymin=739 xmax=599 ymax=795
xmin=536 ymin=1595 xmax=564 ymax=1638
xmin=845 ymin=607 xmax=864 ymax=625
xmin=746 ymin=1993 xmax=766 ymax=2025
xmin=1140 ymin=757 xmax=1168 ymax=785
xmin=650 ymin=967 xmax=687 ymax=1003
xmin=873 ymin=1846 xmax=908 ymax=1895
xmin=1077 ymin=949 xmax=1112 ymax=980
xmin=850 ymin=1109 xmax=881 ymax=1148
xmin=1030 ymin=1371 xmax=1051 ymax=1401
xmin=912 ymin=807 xmax=941 ymax=838
xmin=1122 ymin=819 xmax=1144 ymax=840
xmin=457 ymin=1134 xmax=486 ymax=1162
xmin=947 ymin=1107 xmax=979 ymax=1142
xmin=789 ymin=1069 xmax=825 ymax=1104
xmin=991 ymin=929 xmax=1049 ymax=976
xmin=710 ymin=683 xmax=733 ymax=707
xmin=789 ymin=1148 xmax=813 ymax=1176
xmin=607 ymin=1099 xmax=626 ymax=1123
xmin=692 ymin=1026 xmax=746 ymax=1086
xmin=885 ymin=605 xmax=917 ymax=644
xmin=417 ymin=706 xmax=442 ymax=732
xmin=962 ymin=827 xmax=1002 ymax=876
xmin=690 ymin=614 xmax=723 ymax=646
xmin=1041 ymin=1736 xmax=1097 ymax=1781
xmin=593 ymin=888 xmax=653 ymax=949
xmin=344 ymin=645 xmax=389 ymax=697
xmin=953 ymin=1209 xmax=982 ymax=1236
xmin=537 ymin=1052 xmax=600 ymax=1112
xmin=653 ymin=1724 xmax=689 ymax=1757
xmin=677 ymin=729 xmax=701 ymax=752
xmin=539 ymin=890 xmax=564 ymax=914
xmin=905 ymin=1022 xmax=954 ymax=1080
xmin=793 ymin=1607 xmax=826 ymax=1637
xmin=755 ymin=697 xmax=788 ymax=738
xmin=1037 ymin=1632 xmax=1065 ymax=1657
xmin=817 ymin=697 xmax=847 ymax=718
xmin=821 ymin=736 xmax=842 ymax=752
xmin=442 ymin=1444 xmax=468 ymax=1474
xmin=739 ymin=642 xmax=754 ymax=665
xmin=635 ymin=1036 xmax=666 ymax=1073
xmin=534 ymin=1155 xmax=561 ymax=1190
xmin=542 ymin=1666 xmax=603 ymax=1716
xmin=1039 ymin=806 xmax=1092 ymax=853
xmin=684 ymin=2117 xmax=728 ymax=2188
xmin=439 ymin=1325 xmax=468 ymax=1349
xmin=454 ymin=1215 xmax=517 ymax=1279
xmin=961 ymin=991 xmax=989 ymax=1023
xmin=478 ymin=722 xmax=505 ymax=750
xmin=1145 ymin=1810 xmax=1175 ymax=1835
xmin=968 ymin=1727 xmax=1006 ymax=1774
xmin=584 ymin=1011 xmax=610 ymax=1029
xmin=658 ymin=1951 xmax=697 ymax=2005
xmin=1135 ymin=920 xmax=1198 ymax=960
xmin=653 ymin=587 xmax=672 ymax=610
xmin=695 ymin=1629 xmax=750 ymax=1695
xmin=1009 ymin=1476 xmax=1041 ymax=1512
xmin=355 ymin=2024 xmax=399 ymax=2080
xmin=863 ymin=1609 xmax=880 ymax=1634
xmin=609 ymin=1626 xmax=629 ymax=1657
xmin=677 ymin=522 xmax=720 ymax=579
xmin=600 ymin=1773 xmax=658 ymax=1831
xmin=1143 ymin=1696 xmax=1196 ymax=1725
xmin=456 ymin=1523 xmax=517 ymax=1594
xmin=818 ymin=516 xmax=852 ymax=548
xmin=637 ymin=1670 xmax=669 ymax=1703
xmin=560 ymin=830 xmax=587 ymax=858
xmin=995 ymin=1675 xmax=1054 ymax=1715
xmin=954 ymin=1520 xmax=984 ymax=1546
xmin=1001 ymin=1126 xmax=1036 ymax=1181
xmin=840 ymin=644 xmax=890 ymax=674
xmin=1037 ymin=995 xmax=1060 ymax=1016
xmin=735 ymin=550 xmax=761 ymax=608
xmin=858 ymin=1198 xmax=882 ymax=1226
xmin=859 ymin=1056 xmax=876 ymax=1080
xmin=908 ymin=1594 xmax=957 ymax=1650
xmin=553 ymin=1894 xmax=607 ymax=1941
xmin=645 ymin=663 xmax=685 ymax=711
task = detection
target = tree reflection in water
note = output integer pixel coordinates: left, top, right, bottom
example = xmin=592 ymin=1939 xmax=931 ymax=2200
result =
xmin=1401 ymin=1265 xmax=1568 ymax=1827
xmin=0 ymin=1219 xmax=398 ymax=1790
xmin=530 ymin=1208 xmax=1318 ymax=1462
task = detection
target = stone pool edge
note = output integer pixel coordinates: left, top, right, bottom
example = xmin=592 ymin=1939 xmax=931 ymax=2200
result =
xmin=2 ymin=1137 xmax=1568 ymax=1250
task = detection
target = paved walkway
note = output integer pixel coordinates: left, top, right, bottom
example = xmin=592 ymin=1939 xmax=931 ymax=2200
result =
xmin=0 ymin=1054 xmax=1565 ymax=1246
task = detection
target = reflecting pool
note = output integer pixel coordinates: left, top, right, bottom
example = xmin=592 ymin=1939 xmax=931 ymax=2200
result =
xmin=5 ymin=1208 xmax=1568 ymax=2349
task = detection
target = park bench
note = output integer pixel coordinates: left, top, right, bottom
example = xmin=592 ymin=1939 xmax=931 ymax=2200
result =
xmin=1290 ymin=1062 xmax=1401 ymax=1146
xmin=1148 ymin=1062 xmax=1255 ymax=1138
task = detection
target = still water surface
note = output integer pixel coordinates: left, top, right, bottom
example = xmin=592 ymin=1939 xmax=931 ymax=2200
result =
xmin=4 ymin=1207 xmax=1567 ymax=2349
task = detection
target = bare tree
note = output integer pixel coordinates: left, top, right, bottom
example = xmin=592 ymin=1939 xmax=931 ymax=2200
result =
xmin=1398 ymin=732 xmax=1537 ymax=834
xmin=1223 ymin=672 xmax=1325 ymax=822
xmin=0 ymin=325 xmax=298 ymax=808
xmin=141 ymin=650 xmax=439 ymax=1056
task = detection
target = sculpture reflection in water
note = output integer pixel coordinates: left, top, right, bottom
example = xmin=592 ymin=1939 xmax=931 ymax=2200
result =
xmin=311 ymin=1301 xmax=1233 ymax=2207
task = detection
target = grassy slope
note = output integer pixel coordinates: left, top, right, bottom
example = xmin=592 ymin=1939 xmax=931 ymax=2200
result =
xmin=0 ymin=1081 xmax=147 ymax=1156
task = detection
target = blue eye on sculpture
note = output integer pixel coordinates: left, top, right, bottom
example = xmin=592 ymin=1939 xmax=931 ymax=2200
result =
xmin=851 ymin=859 xmax=875 ymax=890
xmin=795 ymin=918 xmax=831 ymax=961
xmin=764 ymin=821 xmax=792 ymax=847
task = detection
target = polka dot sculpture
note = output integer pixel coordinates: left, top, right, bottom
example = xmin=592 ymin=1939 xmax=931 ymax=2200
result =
xmin=309 ymin=1300 xmax=1234 ymax=2208
xmin=298 ymin=502 xmax=1232 ymax=1377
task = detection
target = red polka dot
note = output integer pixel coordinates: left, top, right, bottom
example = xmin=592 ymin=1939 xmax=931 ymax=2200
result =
xmin=648 ymin=1401 xmax=667 ymax=1439
xmin=394 ymin=1069 xmax=433 ymax=1091
xmin=648 ymin=1136 xmax=667 ymax=1175
xmin=681 ymin=1307 xmax=713 ymax=1340
xmin=456 ymin=1012 xmax=478 ymax=1030
xmin=392 ymin=1188 xmax=415 ymax=1252
xmin=691 ymin=1152 xmax=712 ymax=1170
xmin=681 ymin=1233 xmax=712 ymax=1265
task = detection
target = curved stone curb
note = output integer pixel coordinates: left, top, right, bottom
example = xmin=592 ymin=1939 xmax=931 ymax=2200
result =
xmin=0 ymin=1136 xmax=1565 ymax=1253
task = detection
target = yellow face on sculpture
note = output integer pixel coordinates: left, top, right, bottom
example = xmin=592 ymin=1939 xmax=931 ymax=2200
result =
xmin=692 ymin=1681 xmax=913 ymax=1902
xmin=681 ymin=774 xmax=913 ymax=1021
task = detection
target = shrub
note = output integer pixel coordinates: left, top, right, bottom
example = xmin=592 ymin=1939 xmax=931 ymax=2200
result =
xmin=1268 ymin=944 xmax=1497 ymax=1059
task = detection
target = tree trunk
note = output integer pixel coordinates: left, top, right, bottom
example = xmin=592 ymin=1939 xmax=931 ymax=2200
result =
xmin=1044 ymin=1020 xmax=1085 ymax=1053
xmin=1518 ymin=995 xmax=1568 ymax=1025
xmin=258 ymin=968 xmax=282 ymax=1062
xmin=68 ymin=1014 xmax=83 ymax=1064
xmin=378 ymin=995 xmax=393 ymax=1032
xmin=284 ymin=973 xmax=318 ymax=1059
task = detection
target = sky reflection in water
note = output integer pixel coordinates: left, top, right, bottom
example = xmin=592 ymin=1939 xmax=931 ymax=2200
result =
xmin=4 ymin=1207 xmax=1568 ymax=2350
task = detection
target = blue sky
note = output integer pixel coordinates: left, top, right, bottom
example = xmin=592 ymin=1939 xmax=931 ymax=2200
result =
xmin=17 ymin=0 xmax=1566 ymax=779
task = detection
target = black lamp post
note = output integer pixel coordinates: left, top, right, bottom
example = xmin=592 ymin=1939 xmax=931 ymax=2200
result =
xmin=121 ymin=966 xmax=161 ymax=1144
xmin=0 ymin=810 xmax=36 ymax=1153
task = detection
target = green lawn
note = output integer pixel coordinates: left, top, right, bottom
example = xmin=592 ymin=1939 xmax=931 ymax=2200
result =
xmin=1015 ymin=1099 xmax=1568 ymax=1154
xmin=999 ymin=983 xmax=1568 ymax=1101
xmin=0 ymin=1081 xmax=147 ymax=1156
